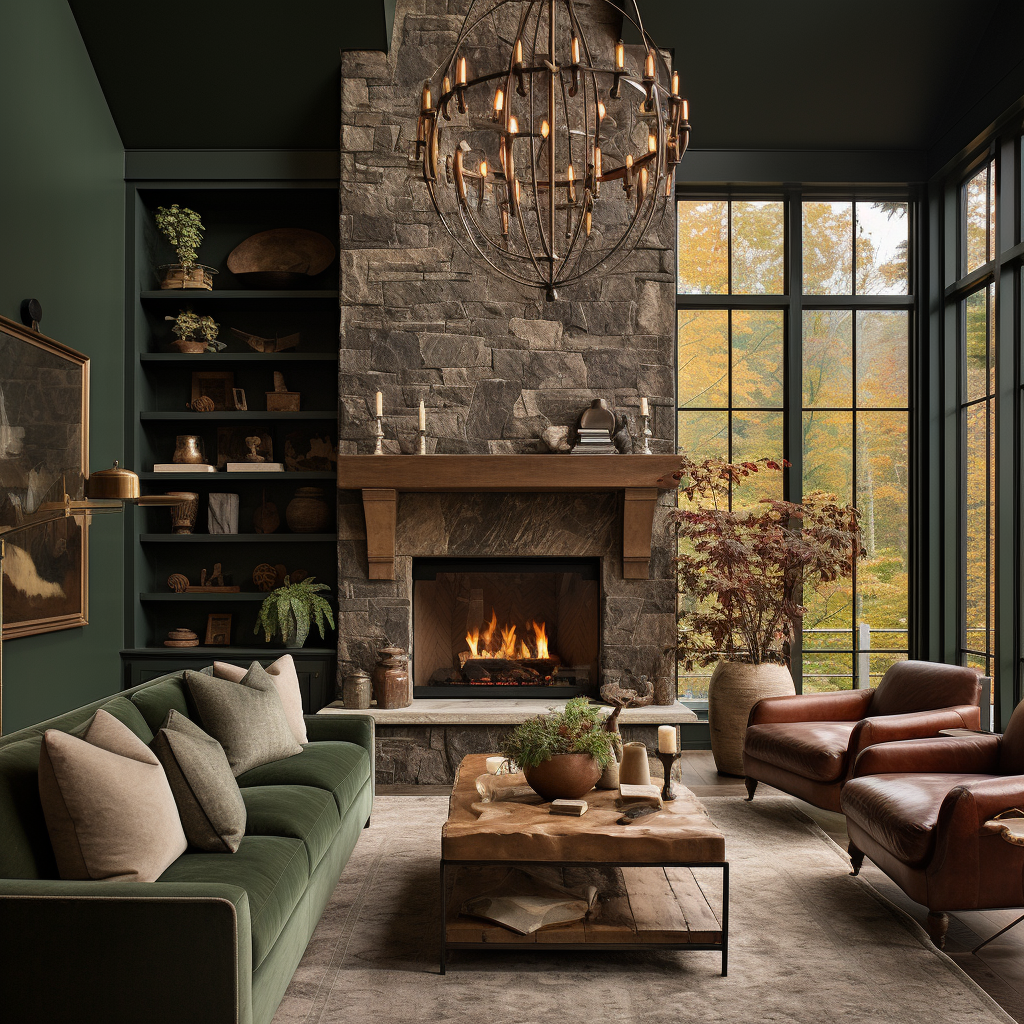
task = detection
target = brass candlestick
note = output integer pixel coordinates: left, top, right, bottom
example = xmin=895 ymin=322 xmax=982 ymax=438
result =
xmin=638 ymin=413 xmax=653 ymax=454
xmin=657 ymin=751 xmax=682 ymax=802
xmin=373 ymin=415 xmax=384 ymax=455
xmin=416 ymin=428 xmax=427 ymax=455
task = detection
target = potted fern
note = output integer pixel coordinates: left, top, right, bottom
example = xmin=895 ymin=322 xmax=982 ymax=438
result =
xmin=501 ymin=697 xmax=613 ymax=801
xmin=155 ymin=204 xmax=217 ymax=290
xmin=165 ymin=310 xmax=223 ymax=353
xmin=255 ymin=576 xmax=335 ymax=649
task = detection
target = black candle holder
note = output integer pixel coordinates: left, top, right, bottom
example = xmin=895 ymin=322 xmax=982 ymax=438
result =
xmin=657 ymin=751 xmax=682 ymax=802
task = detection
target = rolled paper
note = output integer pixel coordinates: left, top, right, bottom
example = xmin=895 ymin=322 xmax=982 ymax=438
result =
xmin=618 ymin=741 xmax=651 ymax=787
xmin=658 ymin=724 xmax=677 ymax=753
xmin=640 ymin=396 xmax=649 ymax=416
xmin=375 ymin=390 xmax=383 ymax=417
xmin=486 ymin=756 xmax=506 ymax=775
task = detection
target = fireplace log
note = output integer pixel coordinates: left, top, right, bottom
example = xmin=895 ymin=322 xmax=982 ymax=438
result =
xmin=462 ymin=659 xmax=541 ymax=682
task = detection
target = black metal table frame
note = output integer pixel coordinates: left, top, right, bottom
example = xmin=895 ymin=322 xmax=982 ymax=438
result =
xmin=440 ymin=857 xmax=729 ymax=976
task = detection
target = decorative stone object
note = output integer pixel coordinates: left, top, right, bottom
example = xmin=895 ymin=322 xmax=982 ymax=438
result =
xmin=286 ymin=487 xmax=330 ymax=533
xmin=341 ymin=669 xmax=372 ymax=709
xmin=172 ymin=435 xmax=205 ymax=464
xmin=541 ymin=425 xmax=570 ymax=453
xmin=164 ymin=628 xmax=199 ymax=648
xmin=371 ymin=647 xmax=411 ymax=709
xmin=654 ymin=676 xmax=676 ymax=706
xmin=166 ymin=492 xmax=199 ymax=534
xmin=208 ymin=493 xmax=239 ymax=535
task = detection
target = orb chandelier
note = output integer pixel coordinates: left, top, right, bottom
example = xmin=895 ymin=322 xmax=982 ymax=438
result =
xmin=416 ymin=0 xmax=690 ymax=301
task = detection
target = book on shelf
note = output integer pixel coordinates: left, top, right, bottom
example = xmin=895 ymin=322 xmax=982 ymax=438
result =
xmin=153 ymin=464 xmax=218 ymax=473
xmin=226 ymin=462 xmax=286 ymax=472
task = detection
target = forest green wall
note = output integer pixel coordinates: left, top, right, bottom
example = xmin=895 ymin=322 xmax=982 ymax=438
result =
xmin=0 ymin=1 xmax=125 ymax=732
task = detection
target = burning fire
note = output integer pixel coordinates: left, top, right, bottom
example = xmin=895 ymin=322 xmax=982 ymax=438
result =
xmin=464 ymin=612 xmax=551 ymax=661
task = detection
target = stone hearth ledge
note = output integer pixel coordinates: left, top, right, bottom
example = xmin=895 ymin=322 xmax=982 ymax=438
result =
xmin=318 ymin=697 xmax=698 ymax=726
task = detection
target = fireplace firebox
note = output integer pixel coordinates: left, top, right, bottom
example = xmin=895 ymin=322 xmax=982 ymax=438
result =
xmin=412 ymin=557 xmax=600 ymax=698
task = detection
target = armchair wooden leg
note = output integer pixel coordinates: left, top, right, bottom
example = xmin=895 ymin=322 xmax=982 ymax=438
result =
xmin=848 ymin=842 xmax=864 ymax=876
xmin=926 ymin=912 xmax=949 ymax=949
xmin=744 ymin=777 xmax=758 ymax=801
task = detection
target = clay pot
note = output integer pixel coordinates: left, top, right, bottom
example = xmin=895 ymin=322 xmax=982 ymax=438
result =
xmin=523 ymin=753 xmax=602 ymax=802
xmin=341 ymin=669 xmax=372 ymax=709
xmin=707 ymin=660 xmax=795 ymax=776
xmin=372 ymin=646 xmax=410 ymax=709
xmin=286 ymin=487 xmax=330 ymax=533
xmin=166 ymin=491 xmax=199 ymax=534
xmin=172 ymin=435 xmax=206 ymax=465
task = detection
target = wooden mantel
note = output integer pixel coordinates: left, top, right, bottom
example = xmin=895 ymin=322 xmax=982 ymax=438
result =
xmin=337 ymin=454 xmax=681 ymax=581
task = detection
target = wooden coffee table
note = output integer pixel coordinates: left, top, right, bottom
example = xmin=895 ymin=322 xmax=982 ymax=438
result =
xmin=440 ymin=754 xmax=728 ymax=974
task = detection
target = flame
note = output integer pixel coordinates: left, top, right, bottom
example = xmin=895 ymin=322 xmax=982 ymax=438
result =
xmin=499 ymin=623 xmax=517 ymax=660
xmin=481 ymin=609 xmax=498 ymax=650
xmin=532 ymin=620 xmax=549 ymax=660
xmin=466 ymin=627 xmax=480 ymax=658
xmin=520 ymin=640 xmax=531 ymax=659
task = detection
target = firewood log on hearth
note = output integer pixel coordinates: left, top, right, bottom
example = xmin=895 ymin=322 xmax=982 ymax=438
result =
xmin=462 ymin=659 xmax=542 ymax=682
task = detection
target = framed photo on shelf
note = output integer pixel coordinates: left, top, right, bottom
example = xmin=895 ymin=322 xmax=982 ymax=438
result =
xmin=0 ymin=314 xmax=90 ymax=639
xmin=191 ymin=371 xmax=235 ymax=411
xmin=204 ymin=613 xmax=232 ymax=646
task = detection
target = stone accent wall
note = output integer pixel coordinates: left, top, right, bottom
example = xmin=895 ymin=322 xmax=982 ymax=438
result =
xmin=337 ymin=0 xmax=678 ymax=691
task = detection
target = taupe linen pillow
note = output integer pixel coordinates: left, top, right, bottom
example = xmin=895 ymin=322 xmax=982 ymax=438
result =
xmin=38 ymin=709 xmax=187 ymax=882
xmin=152 ymin=710 xmax=247 ymax=852
xmin=213 ymin=654 xmax=307 ymax=744
xmin=184 ymin=662 xmax=303 ymax=776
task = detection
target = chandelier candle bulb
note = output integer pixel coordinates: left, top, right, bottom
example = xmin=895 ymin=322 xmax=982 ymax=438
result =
xmin=541 ymin=119 xmax=550 ymax=139
xmin=567 ymin=163 xmax=576 ymax=203
xmin=421 ymin=82 xmax=431 ymax=112
xmin=644 ymin=51 xmax=655 ymax=79
xmin=514 ymin=39 xmax=523 ymax=65
xmin=615 ymin=39 xmax=624 ymax=70
xmin=672 ymin=71 xmax=680 ymax=97
xmin=658 ymin=725 xmax=678 ymax=753
xmin=457 ymin=56 xmax=467 ymax=85
xmin=648 ymin=132 xmax=657 ymax=153
xmin=571 ymin=36 xmax=580 ymax=64
xmin=682 ymin=98 xmax=689 ymax=121
xmin=508 ymin=115 xmax=518 ymax=135
xmin=493 ymin=87 xmax=503 ymax=119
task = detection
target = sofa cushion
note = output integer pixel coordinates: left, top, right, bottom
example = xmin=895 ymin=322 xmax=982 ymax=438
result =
xmin=214 ymin=655 xmax=307 ymax=745
xmin=0 ymin=735 xmax=58 ymax=880
xmin=241 ymin=784 xmax=340 ymax=872
xmin=152 ymin=711 xmax=247 ymax=853
xmin=38 ymin=710 xmax=187 ymax=881
xmin=130 ymin=674 xmax=193 ymax=735
xmin=95 ymin=696 xmax=155 ymax=744
xmin=743 ymin=721 xmax=858 ymax=782
xmin=184 ymin=665 xmax=302 ymax=777
xmin=236 ymin=741 xmax=371 ymax=816
xmin=158 ymin=835 xmax=309 ymax=970
xmin=841 ymin=773 xmax=993 ymax=865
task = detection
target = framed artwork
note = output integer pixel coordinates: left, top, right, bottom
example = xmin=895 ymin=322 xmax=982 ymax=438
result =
xmin=0 ymin=314 xmax=90 ymax=639
xmin=191 ymin=371 xmax=234 ymax=411
xmin=204 ymin=613 xmax=232 ymax=646
xmin=284 ymin=428 xmax=337 ymax=472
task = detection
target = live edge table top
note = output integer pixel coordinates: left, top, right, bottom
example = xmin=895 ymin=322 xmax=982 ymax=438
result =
xmin=441 ymin=754 xmax=726 ymax=864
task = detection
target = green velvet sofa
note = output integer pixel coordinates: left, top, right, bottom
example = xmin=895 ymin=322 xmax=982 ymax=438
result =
xmin=0 ymin=668 xmax=374 ymax=1024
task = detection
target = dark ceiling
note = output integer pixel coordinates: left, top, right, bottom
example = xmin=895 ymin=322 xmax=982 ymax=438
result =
xmin=70 ymin=0 xmax=1015 ymax=156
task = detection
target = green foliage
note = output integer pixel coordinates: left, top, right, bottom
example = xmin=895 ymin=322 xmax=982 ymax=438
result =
xmin=501 ymin=697 xmax=613 ymax=771
xmin=165 ymin=310 xmax=222 ymax=352
xmin=254 ymin=576 xmax=335 ymax=647
xmin=155 ymin=204 xmax=205 ymax=270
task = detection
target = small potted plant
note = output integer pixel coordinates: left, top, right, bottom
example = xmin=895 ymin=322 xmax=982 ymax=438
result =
xmin=165 ymin=310 xmax=223 ymax=353
xmin=502 ymin=697 xmax=613 ymax=801
xmin=155 ymin=204 xmax=217 ymax=289
xmin=671 ymin=455 xmax=863 ymax=775
xmin=255 ymin=576 xmax=335 ymax=649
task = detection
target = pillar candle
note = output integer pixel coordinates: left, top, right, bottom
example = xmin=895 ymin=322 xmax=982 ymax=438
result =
xmin=658 ymin=725 xmax=678 ymax=753
xmin=618 ymin=742 xmax=651 ymax=786
xmin=640 ymin=396 xmax=649 ymax=417
xmin=485 ymin=756 xmax=506 ymax=775
xmin=375 ymin=390 xmax=383 ymax=417
xmin=419 ymin=400 xmax=426 ymax=430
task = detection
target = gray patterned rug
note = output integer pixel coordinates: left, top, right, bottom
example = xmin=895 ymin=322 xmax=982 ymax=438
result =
xmin=272 ymin=795 xmax=1013 ymax=1024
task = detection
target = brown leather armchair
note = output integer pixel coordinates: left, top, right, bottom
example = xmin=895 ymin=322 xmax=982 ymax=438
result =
xmin=742 ymin=661 xmax=981 ymax=812
xmin=841 ymin=703 xmax=1024 ymax=948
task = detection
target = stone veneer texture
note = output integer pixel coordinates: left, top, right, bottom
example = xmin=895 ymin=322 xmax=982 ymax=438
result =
xmin=338 ymin=0 xmax=678 ymax=687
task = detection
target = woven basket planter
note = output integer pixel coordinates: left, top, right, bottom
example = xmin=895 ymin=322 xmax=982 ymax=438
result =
xmin=708 ymin=660 xmax=795 ymax=776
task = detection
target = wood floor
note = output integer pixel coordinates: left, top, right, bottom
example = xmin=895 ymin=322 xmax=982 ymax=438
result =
xmin=380 ymin=750 xmax=1024 ymax=1020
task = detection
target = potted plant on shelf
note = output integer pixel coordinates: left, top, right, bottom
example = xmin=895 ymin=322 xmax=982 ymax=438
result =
xmin=165 ymin=310 xmax=223 ymax=353
xmin=155 ymin=204 xmax=217 ymax=290
xmin=255 ymin=576 xmax=335 ymax=649
xmin=671 ymin=455 xmax=863 ymax=776
xmin=502 ymin=697 xmax=613 ymax=801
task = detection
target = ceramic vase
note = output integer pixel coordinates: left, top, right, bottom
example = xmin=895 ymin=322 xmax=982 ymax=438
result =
xmin=523 ymin=754 xmax=602 ymax=801
xmin=372 ymin=646 xmax=410 ymax=708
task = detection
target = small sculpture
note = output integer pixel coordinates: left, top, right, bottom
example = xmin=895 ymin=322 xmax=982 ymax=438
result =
xmin=188 ymin=395 xmax=215 ymax=412
xmin=163 ymin=628 xmax=199 ymax=648
xmin=253 ymin=563 xmax=278 ymax=592
xmin=167 ymin=573 xmax=189 ymax=593
xmin=244 ymin=436 xmax=266 ymax=463
xmin=600 ymin=676 xmax=655 ymax=708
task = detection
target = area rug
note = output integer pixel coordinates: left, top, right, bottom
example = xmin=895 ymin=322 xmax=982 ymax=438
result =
xmin=272 ymin=795 xmax=1013 ymax=1024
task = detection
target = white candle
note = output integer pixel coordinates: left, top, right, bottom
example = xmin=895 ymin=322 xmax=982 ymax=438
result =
xmin=418 ymin=400 xmax=426 ymax=430
xmin=658 ymin=725 xmax=677 ymax=753
xmin=486 ymin=756 xmax=505 ymax=775
xmin=640 ymin=397 xmax=649 ymax=417
xmin=375 ymin=390 xmax=383 ymax=417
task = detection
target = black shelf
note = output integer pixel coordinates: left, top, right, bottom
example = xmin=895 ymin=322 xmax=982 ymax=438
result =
xmin=141 ymin=290 xmax=338 ymax=300
xmin=140 ymin=471 xmax=335 ymax=481
xmin=141 ymin=593 xmax=274 ymax=602
xmin=141 ymin=353 xmax=337 ymax=363
xmin=140 ymin=534 xmax=336 ymax=543
xmin=122 ymin=647 xmax=336 ymax=657
xmin=141 ymin=411 xmax=336 ymax=421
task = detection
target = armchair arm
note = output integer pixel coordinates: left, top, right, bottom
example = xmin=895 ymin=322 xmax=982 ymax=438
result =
xmin=847 ymin=705 xmax=983 ymax=770
xmin=749 ymin=687 xmax=874 ymax=726
xmin=0 ymin=880 xmax=252 ymax=1024
xmin=304 ymin=712 xmax=375 ymax=805
xmin=852 ymin=733 xmax=1001 ymax=778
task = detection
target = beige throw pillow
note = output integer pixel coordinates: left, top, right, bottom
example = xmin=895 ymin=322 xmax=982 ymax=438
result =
xmin=185 ymin=663 xmax=303 ymax=777
xmin=152 ymin=710 xmax=247 ymax=852
xmin=38 ymin=709 xmax=187 ymax=882
xmin=214 ymin=654 xmax=307 ymax=744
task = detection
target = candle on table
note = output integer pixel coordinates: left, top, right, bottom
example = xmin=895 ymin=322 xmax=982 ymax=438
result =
xmin=375 ymin=390 xmax=383 ymax=417
xmin=418 ymin=400 xmax=426 ymax=430
xmin=640 ymin=397 xmax=649 ymax=417
xmin=486 ymin=756 xmax=506 ymax=775
xmin=658 ymin=725 xmax=678 ymax=753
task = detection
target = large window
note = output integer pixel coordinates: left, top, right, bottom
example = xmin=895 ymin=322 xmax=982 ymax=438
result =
xmin=676 ymin=193 xmax=912 ymax=699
